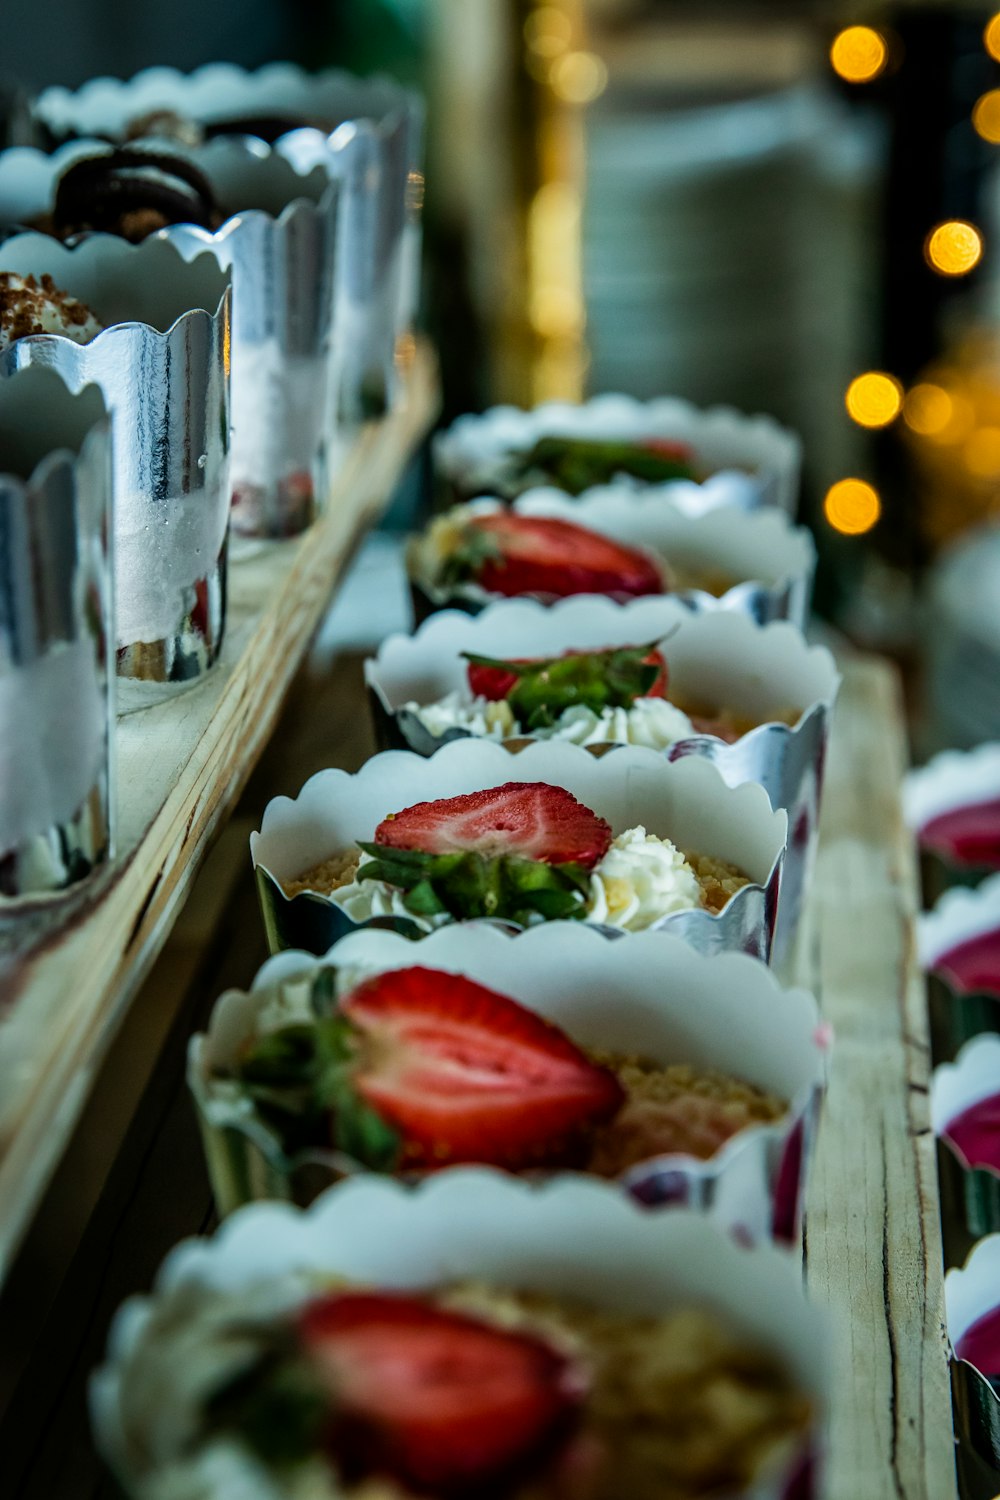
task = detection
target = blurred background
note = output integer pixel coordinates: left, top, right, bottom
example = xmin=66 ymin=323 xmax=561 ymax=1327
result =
xmin=7 ymin=0 xmax=1000 ymax=747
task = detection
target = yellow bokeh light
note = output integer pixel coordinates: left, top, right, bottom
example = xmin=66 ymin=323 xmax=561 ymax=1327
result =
xmin=550 ymin=50 xmax=608 ymax=104
xmin=845 ymin=371 xmax=903 ymax=428
xmin=974 ymin=89 xmax=1000 ymax=143
xmin=525 ymin=6 xmax=573 ymax=51
xmin=830 ymin=26 xmax=888 ymax=83
xmin=965 ymin=426 xmax=1000 ymax=478
xmin=985 ymin=13 xmax=1000 ymax=61
xmin=925 ymin=220 xmax=984 ymax=277
xmin=824 ymin=478 xmax=882 ymax=536
xmin=904 ymin=383 xmax=954 ymax=436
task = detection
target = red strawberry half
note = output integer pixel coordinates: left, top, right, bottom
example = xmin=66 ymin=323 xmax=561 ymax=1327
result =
xmin=641 ymin=436 xmax=695 ymax=464
xmin=298 ymin=1290 xmax=587 ymax=1494
xmin=341 ymin=966 xmax=624 ymax=1169
xmin=464 ymin=511 xmax=663 ymax=600
xmin=467 ymin=646 xmax=668 ymax=703
xmin=374 ymin=781 xmax=613 ymax=869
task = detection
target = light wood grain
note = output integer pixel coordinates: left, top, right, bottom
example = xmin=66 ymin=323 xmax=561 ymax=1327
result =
xmin=0 ymin=342 xmax=439 ymax=1280
xmin=800 ymin=658 xmax=956 ymax=1500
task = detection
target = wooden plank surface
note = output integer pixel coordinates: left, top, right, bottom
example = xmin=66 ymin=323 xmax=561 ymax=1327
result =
xmin=0 ymin=341 xmax=439 ymax=1282
xmin=800 ymin=658 xmax=956 ymax=1500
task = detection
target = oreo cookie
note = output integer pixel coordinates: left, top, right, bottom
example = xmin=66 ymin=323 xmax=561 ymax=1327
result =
xmin=52 ymin=147 xmax=222 ymax=243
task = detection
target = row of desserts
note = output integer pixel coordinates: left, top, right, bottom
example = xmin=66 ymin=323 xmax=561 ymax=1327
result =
xmin=904 ymin=745 xmax=1000 ymax=1495
xmin=0 ymin=64 xmax=422 ymax=899
xmin=86 ymin=397 xmax=838 ymax=1498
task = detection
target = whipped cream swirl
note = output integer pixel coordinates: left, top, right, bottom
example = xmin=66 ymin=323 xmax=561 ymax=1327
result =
xmin=406 ymin=691 xmax=696 ymax=751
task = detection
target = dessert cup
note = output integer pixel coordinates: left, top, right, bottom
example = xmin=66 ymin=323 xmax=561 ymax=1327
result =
xmin=191 ymin=923 xmax=827 ymax=1241
xmin=919 ymin=874 xmax=1000 ymax=1060
xmin=945 ymin=1234 xmax=1000 ymax=1498
xmin=90 ymin=1174 xmax=826 ymax=1500
xmin=156 ymin=138 xmax=340 ymax=539
xmin=0 ymin=137 xmax=340 ymax=540
xmin=408 ymin=494 xmax=815 ymax=630
xmin=0 ymin=230 xmax=231 ymax=707
xmin=434 ymin=394 xmax=801 ymax=514
xmin=33 ymin=62 xmax=424 ymax=422
xmin=903 ymin=743 xmax=1000 ymax=903
xmin=251 ymin=740 xmax=787 ymax=961
xmin=933 ymin=1034 xmax=1000 ymax=1263
xmin=0 ymin=366 xmax=113 ymax=900
xmin=365 ymin=597 xmax=838 ymax=957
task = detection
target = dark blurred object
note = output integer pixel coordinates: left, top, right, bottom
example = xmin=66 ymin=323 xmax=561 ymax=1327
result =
xmin=0 ymin=80 xmax=35 ymax=150
xmin=876 ymin=5 xmax=997 ymax=385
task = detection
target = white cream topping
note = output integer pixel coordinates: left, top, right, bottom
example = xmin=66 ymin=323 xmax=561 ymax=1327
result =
xmin=0 ymin=271 xmax=103 ymax=349
xmin=407 ymin=505 xmax=482 ymax=591
xmin=406 ymin=690 xmax=516 ymax=741
xmin=406 ymin=692 xmax=696 ymax=750
xmin=326 ymin=826 xmax=703 ymax=934
xmin=586 ymin=825 xmax=703 ymax=930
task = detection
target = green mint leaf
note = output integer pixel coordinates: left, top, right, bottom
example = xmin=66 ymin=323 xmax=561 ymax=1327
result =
xmin=516 ymin=435 xmax=696 ymax=494
xmin=354 ymin=843 xmax=591 ymax=925
xmin=204 ymin=1349 xmax=329 ymax=1468
xmin=461 ymin=643 xmax=663 ymax=729
xmin=329 ymin=1082 xmax=402 ymax=1172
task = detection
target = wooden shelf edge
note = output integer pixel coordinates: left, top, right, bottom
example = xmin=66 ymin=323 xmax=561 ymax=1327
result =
xmin=0 ymin=340 xmax=439 ymax=1279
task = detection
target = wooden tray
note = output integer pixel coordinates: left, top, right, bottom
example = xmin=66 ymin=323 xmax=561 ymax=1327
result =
xmin=0 ymin=340 xmax=439 ymax=1280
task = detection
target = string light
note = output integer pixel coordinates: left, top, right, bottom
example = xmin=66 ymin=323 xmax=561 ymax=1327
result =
xmin=845 ymin=372 xmax=903 ymax=428
xmin=925 ymin=221 xmax=984 ymax=277
xmin=824 ymin=479 xmax=882 ymax=535
xmin=904 ymin=383 xmax=954 ymax=437
xmin=550 ymin=51 xmax=607 ymax=104
xmin=830 ymin=26 xmax=889 ymax=83
xmin=965 ymin=426 xmax=1000 ymax=478
xmin=985 ymin=13 xmax=1000 ymax=61
xmin=974 ymin=89 xmax=1000 ymax=144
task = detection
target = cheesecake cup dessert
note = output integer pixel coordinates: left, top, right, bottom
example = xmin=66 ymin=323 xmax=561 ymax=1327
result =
xmin=945 ymin=1235 xmax=1000 ymax=1495
xmin=0 ymin=230 xmax=230 ymax=705
xmin=190 ymin=923 xmax=826 ymax=1239
xmin=251 ymin=741 xmax=787 ymax=961
xmin=933 ymin=1034 xmax=1000 ymax=1260
xmin=367 ymin=599 xmax=838 ymax=958
xmin=919 ymin=874 xmax=1000 ymax=1059
xmin=90 ymin=1174 xmax=826 ymax=1500
xmin=0 ymin=138 xmax=339 ymax=539
xmin=434 ymin=394 xmax=801 ymax=515
xmin=408 ymin=496 xmax=815 ymax=629
xmin=33 ymin=62 xmax=424 ymax=419
xmin=0 ymin=366 xmax=112 ymax=902
xmin=904 ymin=743 xmax=1000 ymax=907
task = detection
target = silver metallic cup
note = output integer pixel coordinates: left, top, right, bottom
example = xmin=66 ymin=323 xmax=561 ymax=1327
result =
xmin=153 ymin=137 xmax=340 ymax=540
xmin=0 ymin=232 xmax=231 ymax=707
xmin=0 ymin=366 xmax=113 ymax=899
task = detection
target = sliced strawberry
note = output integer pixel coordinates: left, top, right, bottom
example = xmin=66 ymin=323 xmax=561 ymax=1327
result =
xmin=298 ymin=1290 xmax=587 ymax=1494
xmin=641 ymin=436 xmax=695 ymax=464
xmin=341 ymin=966 xmax=624 ymax=1168
xmin=464 ymin=512 xmax=663 ymax=599
xmin=467 ymin=646 xmax=667 ymax=703
xmin=467 ymin=658 xmax=523 ymax=701
xmin=374 ymin=781 xmax=613 ymax=869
